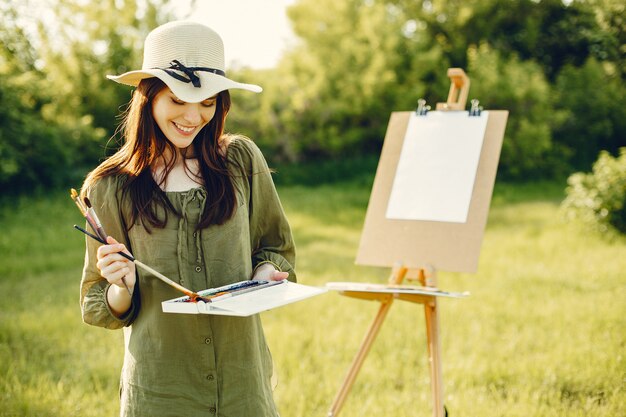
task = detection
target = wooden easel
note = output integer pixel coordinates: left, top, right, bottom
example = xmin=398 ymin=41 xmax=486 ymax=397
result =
xmin=327 ymin=265 xmax=445 ymax=417
xmin=328 ymin=69 xmax=489 ymax=417
xmin=436 ymin=68 xmax=470 ymax=111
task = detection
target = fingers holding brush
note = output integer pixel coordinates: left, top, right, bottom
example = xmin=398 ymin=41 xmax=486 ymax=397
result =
xmin=97 ymin=236 xmax=136 ymax=291
xmin=97 ymin=236 xmax=136 ymax=317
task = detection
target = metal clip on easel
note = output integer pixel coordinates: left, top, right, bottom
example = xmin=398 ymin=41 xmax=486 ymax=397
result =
xmin=469 ymin=99 xmax=483 ymax=117
xmin=416 ymin=98 xmax=431 ymax=116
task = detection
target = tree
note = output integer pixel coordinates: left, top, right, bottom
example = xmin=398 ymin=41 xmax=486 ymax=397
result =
xmin=34 ymin=0 xmax=172 ymax=137
xmin=461 ymin=0 xmax=606 ymax=80
xmin=262 ymin=0 xmax=446 ymax=161
xmin=269 ymin=0 xmax=624 ymax=177
xmin=553 ymin=58 xmax=626 ymax=170
xmin=467 ymin=43 xmax=565 ymax=179
xmin=0 ymin=0 xmax=175 ymax=194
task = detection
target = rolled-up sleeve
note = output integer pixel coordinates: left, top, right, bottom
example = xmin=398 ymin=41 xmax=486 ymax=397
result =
xmin=230 ymin=138 xmax=297 ymax=282
xmin=79 ymin=176 xmax=139 ymax=329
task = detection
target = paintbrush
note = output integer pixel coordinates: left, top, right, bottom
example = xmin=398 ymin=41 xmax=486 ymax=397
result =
xmin=70 ymin=188 xmax=100 ymax=236
xmin=70 ymin=188 xmax=88 ymax=216
xmin=83 ymin=196 xmax=107 ymax=242
xmin=73 ymin=224 xmax=211 ymax=303
xmin=70 ymin=189 xmax=131 ymax=296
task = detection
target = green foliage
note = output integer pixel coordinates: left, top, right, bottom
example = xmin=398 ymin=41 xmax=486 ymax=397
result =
xmin=271 ymin=154 xmax=379 ymax=187
xmin=467 ymin=43 xmax=567 ymax=179
xmin=0 ymin=67 xmax=106 ymax=193
xmin=36 ymin=0 xmax=171 ymax=134
xmin=553 ymin=58 xmax=626 ymax=170
xmin=257 ymin=0 xmax=446 ymax=161
xmin=0 ymin=0 xmax=172 ymax=195
xmin=236 ymin=0 xmax=624 ymax=180
xmin=562 ymin=148 xmax=626 ymax=235
xmin=461 ymin=0 xmax=608 ymax=80
xmin=584 ymin=0 xmax=626 ymax=77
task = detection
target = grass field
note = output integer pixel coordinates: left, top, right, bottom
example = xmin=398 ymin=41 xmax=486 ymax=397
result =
xmin=0 ymin=180 xmax=624 ymax=416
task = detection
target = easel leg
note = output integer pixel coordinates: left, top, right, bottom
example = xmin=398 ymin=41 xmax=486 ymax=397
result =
xmin=421 ymin=269 xmax=445 ymax=417
xmin=327 ymin=267 xmax=407 ymax=417
xmin=327 ymin=298 xmax=394 ymax=417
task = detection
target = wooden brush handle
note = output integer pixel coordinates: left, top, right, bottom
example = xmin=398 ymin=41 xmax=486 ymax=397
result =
xmin=133 ymin=260 xmax=200 ymax=299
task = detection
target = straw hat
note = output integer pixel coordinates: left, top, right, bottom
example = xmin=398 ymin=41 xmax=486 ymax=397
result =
xmin=107 ymin=21 xmax=262 ymax=102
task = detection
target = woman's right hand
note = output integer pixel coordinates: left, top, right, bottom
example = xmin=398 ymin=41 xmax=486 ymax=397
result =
xmin=96 ymin=236 xmax=136 ymax=290
xmin=96 ymin=236 xmax=136 ymax=316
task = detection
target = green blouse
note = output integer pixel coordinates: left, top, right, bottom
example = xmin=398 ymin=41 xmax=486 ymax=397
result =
xmin=80 ymin=138 xmax=296 ymax=417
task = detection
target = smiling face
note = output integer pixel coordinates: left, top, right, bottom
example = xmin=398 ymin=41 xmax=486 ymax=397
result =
xmin=151 ymin=88 xmax=218 ymax=149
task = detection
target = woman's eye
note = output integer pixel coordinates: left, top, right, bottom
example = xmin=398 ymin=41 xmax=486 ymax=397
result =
xmin=202 ymin=101 xmax=216 ymax=108
xmin=171 ymin=98 xmax=185 ymax=105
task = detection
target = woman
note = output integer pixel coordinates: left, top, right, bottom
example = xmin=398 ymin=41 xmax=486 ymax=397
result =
xmin=79 ymin=21 xmax=295 ymax=417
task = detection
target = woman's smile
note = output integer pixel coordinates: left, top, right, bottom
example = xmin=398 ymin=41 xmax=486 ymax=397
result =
xmin=172 ymin=122 xmax=197 ymax=135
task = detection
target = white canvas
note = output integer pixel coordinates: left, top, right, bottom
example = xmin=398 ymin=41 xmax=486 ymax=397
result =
xmin=386 ymin=111 xmax=489 ymax=223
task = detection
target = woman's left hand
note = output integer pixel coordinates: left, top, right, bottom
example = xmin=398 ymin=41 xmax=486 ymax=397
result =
xmin=252 ymin=263 xmax=289 ymax=281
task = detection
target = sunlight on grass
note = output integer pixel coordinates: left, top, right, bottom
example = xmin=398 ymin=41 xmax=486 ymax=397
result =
xmin=1 ymin=182 xmax=624 ymax=416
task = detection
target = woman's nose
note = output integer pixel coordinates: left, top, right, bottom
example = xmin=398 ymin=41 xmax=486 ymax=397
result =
xmin=183 ymin=104 xmax=202 ymax=124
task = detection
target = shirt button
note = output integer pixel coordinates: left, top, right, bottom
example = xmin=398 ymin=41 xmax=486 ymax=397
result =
xmin=195 ymin=266 xmax=202 ymax=272
xmin=204 ymin=337 xmax=212 ymax=344
xmin=207 ymin=374 xmax=214 ymax=381
xmin=193 ymin=232 xmax=197 ymax=238
xmin=209 ymin=406 xmax=216 ymax=413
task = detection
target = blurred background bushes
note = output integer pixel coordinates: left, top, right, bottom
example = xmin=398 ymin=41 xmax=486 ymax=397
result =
xmin=1 ymin=0 xmax=624 ymax=195
xmin=562 ymin=148 xmax=626 ymax=235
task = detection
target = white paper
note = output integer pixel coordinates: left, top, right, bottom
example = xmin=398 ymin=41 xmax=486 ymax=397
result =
xmin=162 ymin=281 xmax=327 ymax=316
xmin=386 ymin=111 xmax=489 ymax=223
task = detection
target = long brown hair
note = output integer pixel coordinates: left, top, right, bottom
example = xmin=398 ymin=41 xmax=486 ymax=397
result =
xmin=82 ymin=78 xmax=237 ymax=230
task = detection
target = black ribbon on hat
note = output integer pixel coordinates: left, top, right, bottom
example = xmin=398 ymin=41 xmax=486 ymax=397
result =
xmin=160 ymin=60 xmax=225 ymax=88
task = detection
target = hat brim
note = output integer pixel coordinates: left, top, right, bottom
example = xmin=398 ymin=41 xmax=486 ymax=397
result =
xmin=106 ymin=69 xmax=262 ymax=103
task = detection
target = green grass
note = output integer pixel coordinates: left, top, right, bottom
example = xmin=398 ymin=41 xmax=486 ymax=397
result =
xmin=1 ymin=180 xmax=624 ymax=416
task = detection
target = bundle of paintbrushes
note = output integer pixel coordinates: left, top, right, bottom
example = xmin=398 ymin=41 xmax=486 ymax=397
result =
xmin=70 ymin=188 xmax=211 ymax=303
